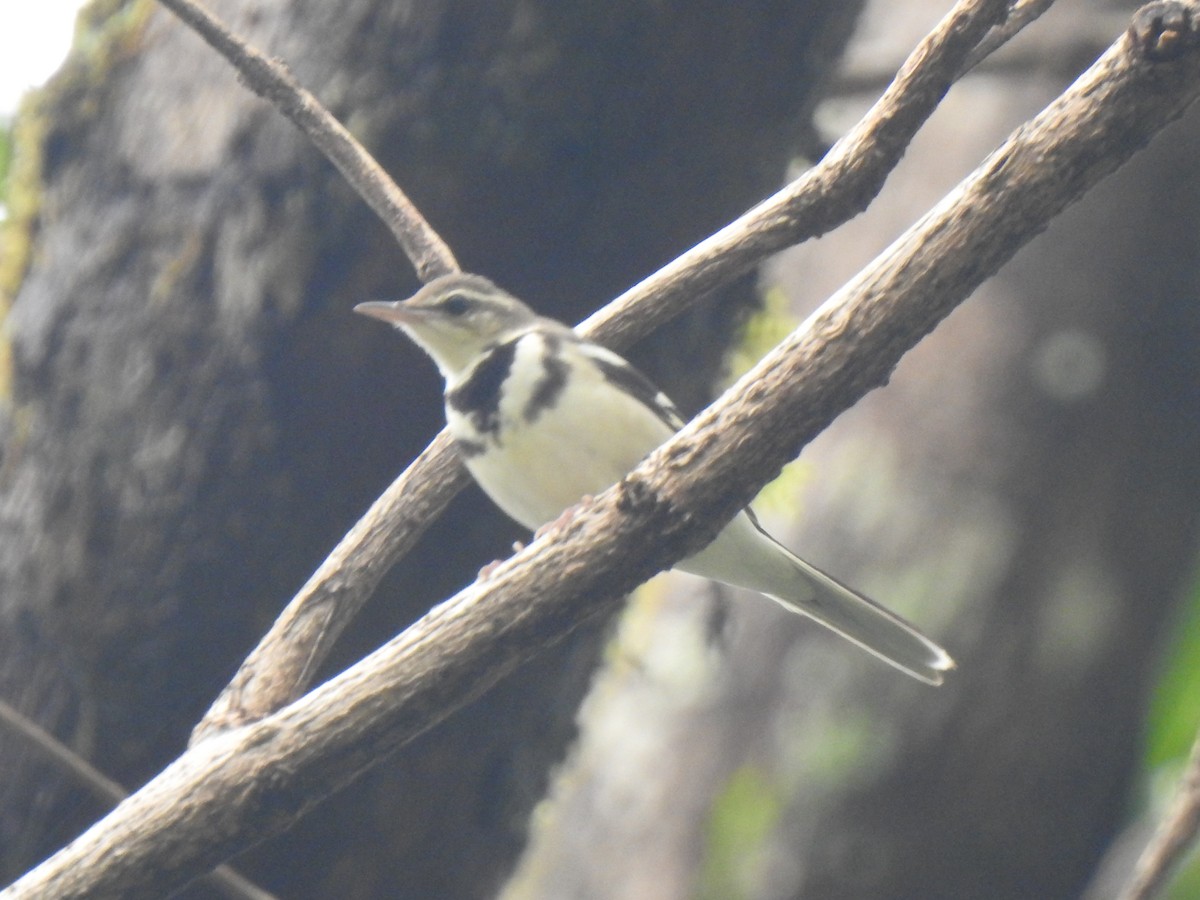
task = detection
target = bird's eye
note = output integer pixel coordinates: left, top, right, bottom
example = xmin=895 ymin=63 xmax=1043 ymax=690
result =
xmin=441 ymin=294 xmax=471 ymax=317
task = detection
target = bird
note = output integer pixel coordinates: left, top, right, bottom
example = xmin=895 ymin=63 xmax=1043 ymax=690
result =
xmin=355 ymin=273 xmax=954 ymax=684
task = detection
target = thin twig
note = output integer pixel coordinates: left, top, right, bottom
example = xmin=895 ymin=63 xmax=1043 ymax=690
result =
xmin=960 ymin=0 xmax=1059 ymax=74
xmin=8 ymin=5 xmax=1200 ymax=895
xmin=576 ymin=0 xmax=1012 ymax=347
xmin=0 ymin=700 xmax=123 ymax=806
xmin=834 ymin=8 xmax=1132 ymax=99
xmin=1118 ymin=729 xmax=1200 ymax=900
xmin=190 ymin=0 xmax=1013 ymax=742
xmin=0 ymin=700 xmax=277 ymax=900
xmin=156 ymin=0 xmax=458 ymax=282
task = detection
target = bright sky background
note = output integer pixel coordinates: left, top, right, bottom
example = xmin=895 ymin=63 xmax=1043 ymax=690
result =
xmin=0 ymin=0 xmax=89 ymax=115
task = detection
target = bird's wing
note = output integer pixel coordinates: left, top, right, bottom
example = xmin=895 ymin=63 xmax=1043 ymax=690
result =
xmin=576 ymin=342 xmax=688 ymax=431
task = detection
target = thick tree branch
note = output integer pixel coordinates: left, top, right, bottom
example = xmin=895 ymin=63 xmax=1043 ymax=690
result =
xmin=191 ymin=0 xmax=1012 ymax=740
xmin=7 ymin=5 xmax=1200 ymax=896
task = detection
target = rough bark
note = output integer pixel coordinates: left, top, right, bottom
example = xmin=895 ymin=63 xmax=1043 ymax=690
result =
xmin=0 ymin=1 xmax=864 ymax=896
xmin=507 ymin=2 xmax=1200 ymax=899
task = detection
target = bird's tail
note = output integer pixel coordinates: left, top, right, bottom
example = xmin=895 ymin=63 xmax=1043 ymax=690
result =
xmin=682 ymin=513 xmax=955 ymax=685
xmin=767 ymin=547 xmax=955 ymax=685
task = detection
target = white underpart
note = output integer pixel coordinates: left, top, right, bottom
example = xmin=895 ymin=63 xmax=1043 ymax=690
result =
xmin=442 ymin=328 xmax=954 ymax=684
xmin=448 ymin=331 xmax=676 ymax=531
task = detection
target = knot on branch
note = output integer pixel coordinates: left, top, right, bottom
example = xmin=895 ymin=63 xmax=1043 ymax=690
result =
xmin=1129 ymin=1 xmax=1200 ymax=61
xmin=615 ymin=474 xmax=669 ymax=521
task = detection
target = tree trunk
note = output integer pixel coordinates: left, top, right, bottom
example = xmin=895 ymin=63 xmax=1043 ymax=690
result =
xmin=0 ymin=1 xmax=865 ymax=895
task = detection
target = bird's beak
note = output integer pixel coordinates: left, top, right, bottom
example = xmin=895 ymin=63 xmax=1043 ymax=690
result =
xmin=354 ymin=300 xmax=417 ymax=325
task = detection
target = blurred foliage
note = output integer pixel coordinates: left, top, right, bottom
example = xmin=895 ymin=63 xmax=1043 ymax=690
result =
xmin=700 ymin=765 xmax=783 ymax=900
xmin=1146 ymin=566 xmax=1200 ymax=769
xmin=1167 ymin=853 xmax=1200 ymax=900
xmin=699 ymin=711 xmax=878 ymax=899
xmin=724 ymin=284 xmax=815 ymax=517
xmin=725 ymin=284 xmax=799 ymax=383
xmin=0 ymin=121 xmax=11 ymax=215
xmin=1143 ymin=558 xmax=1200 ymax=899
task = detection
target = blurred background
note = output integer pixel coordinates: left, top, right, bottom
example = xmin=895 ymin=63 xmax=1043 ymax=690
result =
xmin=1 ymin=0 xmax=1198 ymax=898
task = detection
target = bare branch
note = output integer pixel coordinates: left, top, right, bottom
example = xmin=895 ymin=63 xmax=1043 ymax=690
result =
xmin=577 ymin=0 xmax=1013 ymax=346
xmin=834 ymin=9 xmax=1132 ymax=99
xmin=960 ymin=0 xmax=1059 ymax=74
xmin=156 ymin=0 xmax=459 ymax=282
xmin=192 ymin=0 xmax=1013 ymax=740
xmin=1118 ymin=730 xmax=1200 ymax=899
xmin=193 ymin=431 xmax=469 ymax=739
xmin=0 ymin=699 xmax=124 ymax=807
xmin=8 ymin=6 xmax=1200 ymax=895
xmin=0 ymin=701 xmax=277 ymax=900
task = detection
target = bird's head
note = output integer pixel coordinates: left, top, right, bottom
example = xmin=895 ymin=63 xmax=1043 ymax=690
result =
xmin=355 ymin=274 xmax=539 ymax=378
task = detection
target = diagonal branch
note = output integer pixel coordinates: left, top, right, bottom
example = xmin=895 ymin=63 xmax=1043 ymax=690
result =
xmin=959 ymin=0 xmax=1059 ymax=75
xmin=8 ymin=5 xmax=1200 ymax=895
xmin=156 ymin=0 xmax=459 ymax=281
xmin=1118 ymin=725 xmax=1200 ymax=900
xmin=0 ymin=700 xmax=277 ymax=900
xmin=189 ymin=0 xmax=1013 ymax=741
